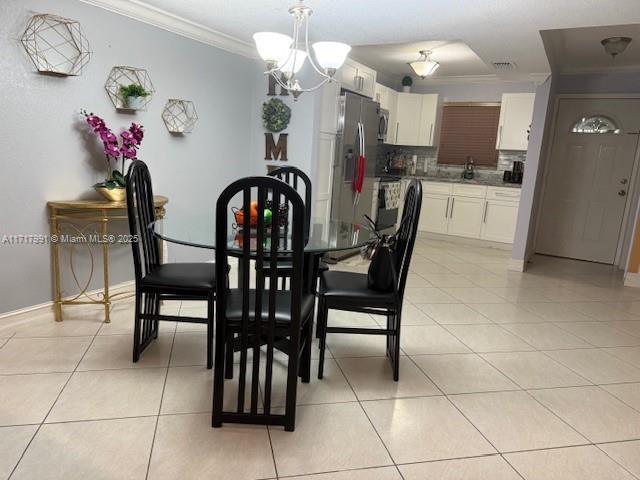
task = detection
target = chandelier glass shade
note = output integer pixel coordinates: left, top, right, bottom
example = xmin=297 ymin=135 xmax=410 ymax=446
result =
xmin=409 ymin=50 xmax=440 ymax=78
xmin=253 ymin=1 xmax=351 ymax=98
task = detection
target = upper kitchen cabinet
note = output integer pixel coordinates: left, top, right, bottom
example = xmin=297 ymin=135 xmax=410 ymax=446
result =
xmin=496 ymin=93 xmax=535 ymax=151
xmin=318 ymin=81 xmax=341 ymax=134
xmin=394 ymin=93 xmax=438 ymax=146
xmin=334 ymin=58 xmax=377 ymax=99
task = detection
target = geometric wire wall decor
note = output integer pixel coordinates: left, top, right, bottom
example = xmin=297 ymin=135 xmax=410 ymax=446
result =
xmin=104 ymin=66 xmax=155 ymax=111
xmin=20 ymin=14 xmax=92 ymax=76
xmin=161 ymin=99 xmax=198 ymax=134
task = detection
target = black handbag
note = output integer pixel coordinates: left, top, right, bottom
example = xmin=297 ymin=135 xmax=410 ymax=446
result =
xmin=363 ymin=215 xmax=403 ymax=292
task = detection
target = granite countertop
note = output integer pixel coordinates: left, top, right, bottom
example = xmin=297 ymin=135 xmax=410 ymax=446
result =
xmin=380 ymin=173 xmax=522 ymax=189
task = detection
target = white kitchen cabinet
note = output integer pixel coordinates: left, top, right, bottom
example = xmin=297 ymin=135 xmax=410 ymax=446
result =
xmin=447 ymin=196 xmax=484 ymax=239
xmin=481 ymin=199 xmax=519 ymax=243
xmin=420 ymin=193 xmax=450 ymax=234
xmin=318 ymin=81 xmax=341 ymax=134
xmin=496 ymin=93 xmax=535 ymax=151
xmin=394 ymin=93 xmax=438 ymax=146
xmin=418 ymin=94 xmax=438 ymax=146
xmin=386 ymin=88 xmax=398 ymax=144
xmin=335 ymin=58 xmax=376 ymax=98
xmin=374 ymin=83 xmax=387 ymax=108
xmin=419 ymin=182 xmax=520 ymax=243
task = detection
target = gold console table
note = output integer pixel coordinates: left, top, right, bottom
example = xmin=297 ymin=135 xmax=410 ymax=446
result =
xmin=47 ymin=196 xmax=168 ymax=323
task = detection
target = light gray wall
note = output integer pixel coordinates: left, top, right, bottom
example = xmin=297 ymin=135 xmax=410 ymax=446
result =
xmin=0 ymin=0 xmax=255 ymax=314
xmin=411 ymin=80 xmax=537 ymax=101
xmin=248 ymin=65 xmax=321 ymax=184
xmin=511 ymin=76 xmax=556 ymax=264
xmin=556 ymin=71 xmax=640 ymax=94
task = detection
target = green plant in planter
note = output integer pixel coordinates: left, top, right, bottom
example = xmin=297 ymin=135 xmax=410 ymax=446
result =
xmin=119 ymin=83 xmax=150 ymax=98
xmin=262 ymin=98 xmax=291 ymax=133
xmin=401 ymin=75 xmax=413 ymax=87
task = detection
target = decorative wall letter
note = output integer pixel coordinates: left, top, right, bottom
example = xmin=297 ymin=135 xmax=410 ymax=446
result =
xmin=265 ymin=133 xmax=288 ymax=161
xmin=268 ymin=75 xmax=289 ymax=96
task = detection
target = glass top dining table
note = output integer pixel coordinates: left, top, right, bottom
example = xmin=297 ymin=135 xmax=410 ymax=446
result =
xmin=151 ymin=215 xmax=372 ymax=254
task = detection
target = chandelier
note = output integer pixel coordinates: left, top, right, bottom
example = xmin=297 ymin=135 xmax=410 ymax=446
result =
xmin=409 ymin=50 xmax=440 ymax=78
xmin=253 ymin=1 xmax=351 ymax=99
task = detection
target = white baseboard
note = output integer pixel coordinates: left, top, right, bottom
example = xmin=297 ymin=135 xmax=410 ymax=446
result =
xmin=419 ymin=232 xmax=512 ymax=251
xmin=0 ymin=280 xmax=135 ymax=322
xmin=625 ymin=272 xmax=640 ymax=288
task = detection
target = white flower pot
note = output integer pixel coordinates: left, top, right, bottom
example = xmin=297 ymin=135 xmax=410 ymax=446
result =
xmin=126 ymin=96 xmax=145 ymax=110
xmin=402 ymin=86 xmax=411 ymax=93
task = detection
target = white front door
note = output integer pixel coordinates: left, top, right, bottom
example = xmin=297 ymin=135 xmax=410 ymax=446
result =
xmin=537 ymin=98 xmax=640 ymax=264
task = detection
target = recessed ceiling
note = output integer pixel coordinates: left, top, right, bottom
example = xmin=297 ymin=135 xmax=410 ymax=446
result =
xmin=350 ymin=41 xmax=493 ymax=81
xmin=86 ymin=0 xmax=640 ymax=81
xmin=542 ymin=24 xmax=640 ymax=74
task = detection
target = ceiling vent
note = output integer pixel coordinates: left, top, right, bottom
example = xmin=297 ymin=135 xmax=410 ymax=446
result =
xmin=492 ymin=61 xmax=518 ymax=70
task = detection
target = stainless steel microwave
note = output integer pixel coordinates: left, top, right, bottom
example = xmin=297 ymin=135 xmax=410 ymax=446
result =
xmin=377 ymin=108 xmax=389 ymax=142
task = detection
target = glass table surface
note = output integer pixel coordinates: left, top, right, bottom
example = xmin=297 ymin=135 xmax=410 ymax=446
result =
xmin=152 ymin=215 xmax=371 ymax=253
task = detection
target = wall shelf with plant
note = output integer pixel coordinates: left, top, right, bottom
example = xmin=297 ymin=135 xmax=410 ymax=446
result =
xmin=104 ymin=66 xmax=155 ymax=111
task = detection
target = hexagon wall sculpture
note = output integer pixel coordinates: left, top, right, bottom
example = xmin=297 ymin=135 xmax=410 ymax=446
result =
xmin=104 ymin=66 xmax=155 ymax=111
xmin=21 ymin=14 xmax=91 ymax=76
xmin=162 ymin=99 xmax=199 ymax=134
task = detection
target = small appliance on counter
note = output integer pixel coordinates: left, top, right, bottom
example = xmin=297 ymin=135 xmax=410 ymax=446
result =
xmin=503 ymin=160 xmax=524 ymax=184
xmin=462 ymin=156 xmax=475 ymax=180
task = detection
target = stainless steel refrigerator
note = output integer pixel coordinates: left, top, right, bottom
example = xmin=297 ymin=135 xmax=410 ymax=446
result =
xmin=327 ymin=91 xmax=379 ymax=259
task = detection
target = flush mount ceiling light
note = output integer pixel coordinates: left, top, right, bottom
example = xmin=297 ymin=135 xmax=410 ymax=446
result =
xmin=253 ymin=0 xmax=351 ymax=99
xmin=601 ymin=36 xmax=632 ymax=58
xmin=409 ymin=50 xmax=440 ymax=78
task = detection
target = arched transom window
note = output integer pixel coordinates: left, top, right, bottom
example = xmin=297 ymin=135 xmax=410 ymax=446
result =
xmin=571 ymin=115 xmax=621 ymax=134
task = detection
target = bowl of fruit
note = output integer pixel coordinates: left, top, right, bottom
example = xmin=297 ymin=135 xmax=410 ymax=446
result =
xmin=232 ymin=201 xmax=272 ymax=230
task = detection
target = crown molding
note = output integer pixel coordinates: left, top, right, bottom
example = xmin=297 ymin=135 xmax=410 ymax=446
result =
xmin=79 ymin=0 xmax=257 ymax=58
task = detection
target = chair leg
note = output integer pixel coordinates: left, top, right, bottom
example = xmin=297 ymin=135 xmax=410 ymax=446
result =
xmin=317 ymin=298 xmax=329 ymax=379
xmin=132 ymin=291 xmax=142 ymax=362
xmin=301 ymin=312 xmax=313 ymax=383
xmin=386 ymin=313 xmax=392 ymax=356
xmin=225 ymin=333 xmax=234 ymax=379
xmin=206 ymin=293 xmax=214 ymax=369
xmin=153 ymin=294 xmax=160 ymax=339
xmin=392 ymin=313 xmax=401 ymax=381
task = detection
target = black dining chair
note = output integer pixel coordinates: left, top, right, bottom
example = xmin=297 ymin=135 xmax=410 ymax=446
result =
xmin=212 ymin=176 xmax=314 ymax=432
xmin=268 ymin=166 xmax=329 ymax=289
xmin=316 ymin=179 xmax=422 ymax=381
xmin=267 ymin=166 xmax=311 ymax=239
xmin=125 ymin=160 xmax=216 ymax=368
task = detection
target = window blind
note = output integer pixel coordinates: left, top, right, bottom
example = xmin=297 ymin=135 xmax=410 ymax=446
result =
xmin=437 ymin=104 xmax=501 ymax=166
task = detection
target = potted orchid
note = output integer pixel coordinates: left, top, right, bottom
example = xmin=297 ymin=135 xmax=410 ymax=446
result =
xmin=81 ymin=110 xmax=144 ymax=202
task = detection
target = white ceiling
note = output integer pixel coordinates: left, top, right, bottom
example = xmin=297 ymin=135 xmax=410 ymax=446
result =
xmin=350 ymin=41 xmax=493 ymax=80
xmin=542 ymin=24 xmax=640 ymax=74
xmin=87 ymin=0 xmax=640 ymax=81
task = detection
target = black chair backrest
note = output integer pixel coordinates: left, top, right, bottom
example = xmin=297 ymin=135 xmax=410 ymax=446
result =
xmin=268 ymin=166 xmax=312 ymax=239
xmin=215 ymin=176 xmax=305 ymax=417
xmin=394 ymin=179 xmax=422 ymax=301
xmin=125 ymin=160 xmax=160 ymax=283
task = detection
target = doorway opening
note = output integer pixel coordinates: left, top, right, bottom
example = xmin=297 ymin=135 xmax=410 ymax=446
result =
xmin=535 ymin=96 xmax=640 ymax=267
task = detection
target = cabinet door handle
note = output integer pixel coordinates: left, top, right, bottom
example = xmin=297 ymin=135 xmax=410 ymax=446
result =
xmin=449 ymin=197 xmax=455 ymax=218
xmin=483 ymin=201 xmax=488 ymax=223
xmin=429 ymin=123 xmax=434 ymax=145
xmin=497 ymin=125 xmax=503 ymax=148
xmin=445 ymin=197 xmax=450 ymax=218
xmin=395 ymin=122 xmax=399 ymax=144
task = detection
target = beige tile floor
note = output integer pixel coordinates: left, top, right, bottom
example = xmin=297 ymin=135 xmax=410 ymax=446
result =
xmin=4 ymin=238 xmax=640 ymax=479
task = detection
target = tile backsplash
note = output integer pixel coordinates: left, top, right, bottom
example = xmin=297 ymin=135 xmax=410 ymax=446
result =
xmin=376 ymin=143 xmax=526 ymax=181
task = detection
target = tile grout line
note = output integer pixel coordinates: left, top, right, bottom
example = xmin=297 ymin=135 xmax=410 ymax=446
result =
xmin=144 ymin=317 xmax=179 ymax=480
xmin=7 ymin=315 xmax=102 ymax=479
xmin=329 ymin=351 xmax=400 ymax=474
